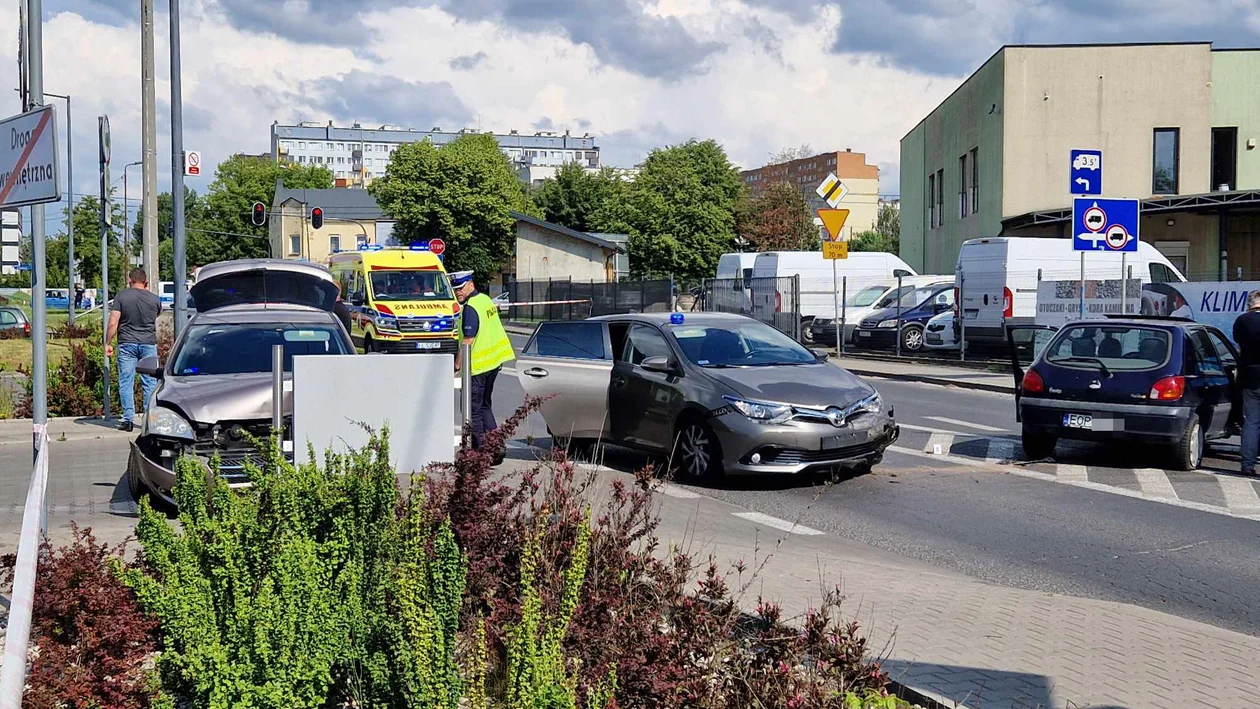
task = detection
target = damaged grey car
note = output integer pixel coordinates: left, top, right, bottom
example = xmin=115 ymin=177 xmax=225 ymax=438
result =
xmin=127 ymin=259 xmax=355 ymax=505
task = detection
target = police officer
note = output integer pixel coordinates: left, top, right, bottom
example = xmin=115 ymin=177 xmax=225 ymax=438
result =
xmin=451 ymin=271 xmax=516 ymax=460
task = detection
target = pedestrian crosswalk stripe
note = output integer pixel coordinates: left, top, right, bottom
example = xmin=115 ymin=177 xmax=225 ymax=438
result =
xmin=1218 ymin=475 xmax=1260 ymax=514
xmin=1134 ymin=468 xmax=1179 ymax=499
xmin=926 ymin=416 xmax=1008 ymax=433
xmin=1055 ymin=464 xmax=1089 ymax=482
xmin=733 ymin=512 xmax=824 ymax=536
xmin=985 ymin=439 xmax=1015 ymax=464
xmin=925 ymin=432 xmax=954 ymax=455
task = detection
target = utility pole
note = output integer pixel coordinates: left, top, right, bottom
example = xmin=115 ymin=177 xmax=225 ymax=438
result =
xmin=169 ymin=0 xmax=188 ymax=334
xmin=45 ymin=93 xmax=73 ymax=325
xmin=140 ymin=0 xmax=159 ymax=292
xmin=27 ymin=0 xmax=47 ymax=445
xmin=99 ymin=117 xmax=111 ymax=420
xmin=122 ymin=161 xmax=141 ymax=268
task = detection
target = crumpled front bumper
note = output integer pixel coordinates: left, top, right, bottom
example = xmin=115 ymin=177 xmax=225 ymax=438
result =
xmin=711 ymin=408 xmax=899 ymax=475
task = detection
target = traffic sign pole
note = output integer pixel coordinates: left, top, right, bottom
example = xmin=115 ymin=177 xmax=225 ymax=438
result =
xmin=1079 ymin=253 xmax=1085 ymax=320
xmin=170 ymin=0 xmax=188 ymax=336
xmin=26 ymin=0 xmax=48 ymax=451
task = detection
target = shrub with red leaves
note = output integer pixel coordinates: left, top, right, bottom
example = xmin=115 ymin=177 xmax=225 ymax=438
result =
xmin=0 ymin=525 xmax=160 ymax=708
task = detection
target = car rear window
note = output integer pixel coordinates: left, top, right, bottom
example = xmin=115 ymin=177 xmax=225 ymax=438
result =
xmin=1045 ymin=325 xmax=1171 ymax=371
xmin=525 ymin=322 xmax=607 ymax=360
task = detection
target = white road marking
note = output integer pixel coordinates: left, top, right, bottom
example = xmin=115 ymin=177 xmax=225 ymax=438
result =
xmin=985 ymin=439 xmax=1015 ymax=464
xmin=899 ymin=422 xmax=983 ymax=438
xmin=924 ymin=432 xmax=954 ymax=455
xmin=732 ymin=512 xmax=824 ymax=536
xmin=1218 ymin=475 xmax=1260 ymax=515
xmin=657 ymin=484 xmax=702 ymax=499
xmin=1133 ymin=468 xmax=1179 ymax=500
xmin=1055 ymin=464 xmax=1090 ymax=482
xmin=926 ymin=416 xmax=1009 ymax=432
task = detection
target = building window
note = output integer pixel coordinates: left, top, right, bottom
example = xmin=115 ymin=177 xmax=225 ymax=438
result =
xmin=927 ymin=173 xmax=936 ymax=228
xmin=1153 ymin=128 xmax=1180 ymax=195
xmin=365 ymin=158 xmax=373 ymax=166
xmin=298 ymin=156 xmax=306 ymax=163
xmin=337 ymin=142 xmax=345 ymax=150
xmin=289 ymin=234 xmax=301 ymax=256
xmin=299 ymin=142 xmax=306 ymax=149
xmin=935 ymin=169 xmax=944 ymax=225
xmin=969 ymin=147 xmax=978 ymax=213
xmin=958 ymin=153 xmax=968 ymax=218
xmin=329 ymin=235 xmax=341 ymax=253
xmin=357 ymin=233 xmax=368 ymax=248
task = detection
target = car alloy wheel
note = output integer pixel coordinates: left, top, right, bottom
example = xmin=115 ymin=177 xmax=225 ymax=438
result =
xmin=677 ymin=422 xmax=717 ymax=478
xmin=1175 ymin=418 xmax=1204 ymax=471
xmin=801 ymin=318 xmax=816 ymax=344
xmin=902 ymin=325 xmax=925 ymax=352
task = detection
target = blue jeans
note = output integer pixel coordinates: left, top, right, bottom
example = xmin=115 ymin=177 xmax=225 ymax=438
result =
xmin=117 ymin=342 xmax=158 ymax=423
xmin=1242 ymin=389 xmax=1260 ymax=472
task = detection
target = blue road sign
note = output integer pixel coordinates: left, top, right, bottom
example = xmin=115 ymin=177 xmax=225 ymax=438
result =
xmin=1073 ymin=197 xmax=1139 ymax=252
xmin=15 ymin=264 xmax=32 ymax=272
xmin=1070 ymin=149 xmax=1102 ymax=196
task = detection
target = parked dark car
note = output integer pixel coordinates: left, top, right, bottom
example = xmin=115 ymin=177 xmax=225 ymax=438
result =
xmin=852 ymin=283 xmax=955 ymax=352
xmin=1009 ymin=317 xmax=1240 ymax=470
xmin=0 ymin=306 xmax=30 ymax=337
xmin=517 ymin=313 xmax=898 ymax=478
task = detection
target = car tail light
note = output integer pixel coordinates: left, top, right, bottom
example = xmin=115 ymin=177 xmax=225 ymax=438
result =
xmin=374 ymin=303 xmax=394 ymax=315
xmin=1003 ymin=287 xmax=1013 ymax=319
xmin=23 ymin=322 xmax=30 ymax=336
xmin=1022 ymin=368 xmax=1045 ymax=394
xmin=775 ymin=291 xmax=782 ymax=313
xmin=1150 ymin=376 xmax=1185 ymax=401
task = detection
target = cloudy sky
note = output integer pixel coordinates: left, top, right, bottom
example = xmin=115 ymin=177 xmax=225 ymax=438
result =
xmin=3 ymin=0 xmax=1260 ymax=233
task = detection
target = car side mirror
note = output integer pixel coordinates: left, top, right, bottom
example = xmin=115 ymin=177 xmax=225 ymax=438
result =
xmin=811 ymin=348 xmax=831 ymax=361
xmin=136 ymin=356 xmax=163 ymax=378
xmin=350 ymin=293 xmax=365 ymax=307
xmin=641 ymin=355 xmax=677 ymax=374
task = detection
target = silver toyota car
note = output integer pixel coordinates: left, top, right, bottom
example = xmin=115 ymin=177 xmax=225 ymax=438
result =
xmin=127 ymin=259 xmax=356 ymax=504
xmin=518 ymin=313 xmax=898 ymax=477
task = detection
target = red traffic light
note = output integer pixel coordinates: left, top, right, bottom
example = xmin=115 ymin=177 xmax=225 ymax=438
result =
xmin=311 ymin=206 xmax=324 ymax=230
xmin=251 ymin=202 xmax=266 ymax=227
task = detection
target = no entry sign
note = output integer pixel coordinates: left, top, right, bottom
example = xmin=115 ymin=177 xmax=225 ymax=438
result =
xmin=0 ymin=105 xmax=61 ymax=209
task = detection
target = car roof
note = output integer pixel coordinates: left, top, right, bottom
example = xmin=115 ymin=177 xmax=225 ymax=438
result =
xmin=188 ymin=305 xmax=339 ymax=326
xmin=587 ymin=312 xmax=758 ymax=326
xmin=195 ymin=258 xmax=334 ymax=283
xmin=1062 ymin=317 xmax=1203 ymax=330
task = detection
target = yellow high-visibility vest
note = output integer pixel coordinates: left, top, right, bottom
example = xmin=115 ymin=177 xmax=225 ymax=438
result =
xmin=465 ymin=292 xmax=515 ymax=375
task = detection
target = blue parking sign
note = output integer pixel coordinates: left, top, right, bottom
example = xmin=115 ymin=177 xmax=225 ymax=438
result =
xmin=1073 ymin=198 xmax=1139 ymax=252
xmin=1070 ymin=149 xmax=1102 ymax=196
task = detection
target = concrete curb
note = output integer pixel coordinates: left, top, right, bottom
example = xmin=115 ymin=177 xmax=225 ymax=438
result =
xmin=840 ymin=365 xmax=1015 ymax=395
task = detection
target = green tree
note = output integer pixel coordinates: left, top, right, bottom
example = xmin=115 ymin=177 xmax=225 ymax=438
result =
xmin=370 ymin=134 xmax=538 ymax=279
xmin=199 ymin=154 xmax=332 ymax=263
xmin=601 ymin=140 xmax=744 ymax=282
xmin=851 ymin=204 xmax=900 ymax=254
xmin=533 ymin=164 xmax=626 ymax=234
xmin=132 ymin=187 xmax=216 ymax=280
xmin=43 ymin=195 xmax=127 ymax=290
xmin=736 ymin=181 xmax=817 ymax=252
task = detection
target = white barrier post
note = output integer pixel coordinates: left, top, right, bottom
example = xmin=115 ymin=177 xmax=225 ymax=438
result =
xmin=0 ymin=425 xmax=50 ymax=708
xmin=461 ymin=342 xmax=472 ymax=429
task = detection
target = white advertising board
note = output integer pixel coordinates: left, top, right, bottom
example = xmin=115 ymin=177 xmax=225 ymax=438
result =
xmin=1037 ymin=279 xmax=1260 ymax=342
xmin=293 ymin=353 xmax=455 ymax=474
xmin=0 ymin=106 xmax=60 ymax=209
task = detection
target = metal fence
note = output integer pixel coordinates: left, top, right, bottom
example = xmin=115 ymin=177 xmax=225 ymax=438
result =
xmin=0 ymin=426 xmax=49 ymax=707
xmin=695 ymin=276 xmax=801 ymax=340
xmin=504 ymin=277 xmax=674 ymax=321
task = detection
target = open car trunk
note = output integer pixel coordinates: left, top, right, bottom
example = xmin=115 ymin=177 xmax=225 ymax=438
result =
xmin=190 ymin=259 xmax=339 ymax=312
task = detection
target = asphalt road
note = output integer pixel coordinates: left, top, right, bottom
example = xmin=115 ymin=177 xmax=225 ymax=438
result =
xmin=4 ymin=331 xmax=1260 ymax=639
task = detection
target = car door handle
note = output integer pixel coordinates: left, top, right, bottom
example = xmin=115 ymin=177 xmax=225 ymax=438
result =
xmin=611 ymin=375 xmax=626 ymax=388
xmin=523 ymin=367 xmax=549 ymax=378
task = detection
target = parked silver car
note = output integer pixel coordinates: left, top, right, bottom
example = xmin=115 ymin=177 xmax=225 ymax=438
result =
xmin=127 ymin=259 xmax=356 ymax=505
xmin=517 ymin=313 xmax=898 ymax=477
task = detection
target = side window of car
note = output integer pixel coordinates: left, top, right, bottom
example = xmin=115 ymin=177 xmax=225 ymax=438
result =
xmin=1150 ymin=264 xmax=1175 ymax=284
xmin=624 ymin=325 xmax=672 ymax=366
xmin=526 ymin=322 xmax=608 ymax=360
xmin=0 ymin=311 xmax=15 ymax=325
xmin=1206 ymin=330 xmax=1238 ymax=367
xmin=1190 ymin=330 xmax=1224 ymax=375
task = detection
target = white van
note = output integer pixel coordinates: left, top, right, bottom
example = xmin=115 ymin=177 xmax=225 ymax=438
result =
xmin=750 ymin=251 xmax=918 ymax=340
xmin=711 ymin=253 xmax=759 ymax=314
xmin=955 ymin=237 xmax=1186 ymax=347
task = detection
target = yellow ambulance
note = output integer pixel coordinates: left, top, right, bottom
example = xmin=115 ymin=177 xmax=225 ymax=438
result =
xmin=329 ymin=247 xmax=460 ymax=354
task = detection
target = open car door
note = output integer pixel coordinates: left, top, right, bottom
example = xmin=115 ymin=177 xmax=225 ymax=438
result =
xmin=516 ymin=321 xmax=614 ymax=443
xmin=1007 ymin=325 xmax=1058 ymax=421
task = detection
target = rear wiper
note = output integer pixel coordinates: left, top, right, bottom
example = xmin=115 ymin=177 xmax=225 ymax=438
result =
xmin=1059 ymin=356 xmax=1112 ymax=378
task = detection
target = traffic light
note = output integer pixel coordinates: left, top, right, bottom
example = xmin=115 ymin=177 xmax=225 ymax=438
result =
xmin=251 ymin=202 xmax=266 ymax=227
xmin=311 ymin=206 xmax=324 ymax=230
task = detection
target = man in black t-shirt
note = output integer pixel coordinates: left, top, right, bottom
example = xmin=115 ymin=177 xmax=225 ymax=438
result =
xmin=1233 ymin=290 xmax=1260 ymax=476
xmin=107 ymin=269 xmax=162 ymax=432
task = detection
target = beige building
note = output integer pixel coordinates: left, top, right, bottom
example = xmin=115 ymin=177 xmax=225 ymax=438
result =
xmin=741 ymin=150 xmax=881 ymax=241
xmin=270 ymin=187 xmax=623 ymax=285
xmin=902 ymin=42 xmax=1260 ymax=280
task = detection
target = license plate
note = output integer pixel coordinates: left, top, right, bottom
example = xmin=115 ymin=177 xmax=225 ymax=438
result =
xmin=926 ymin=334 xmax=942 ymax=344
xmin=822 ymin=430 xmax=871 ymax=450
xmin=415 ymin=341 xmax=442 ymax=350
xmin=1062 ymin=413 xmax=1093 ymax=429
xmin=858 ymin=331 xmax=872 ymax=338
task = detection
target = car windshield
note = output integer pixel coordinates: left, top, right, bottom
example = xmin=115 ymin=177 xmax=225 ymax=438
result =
xmin=171 ymin=323 xmax=351 ymax=376
xmin=880 ymin=285 xmax=940 ymax=310
xmin=847 ymin=286 xmax=888 ymax=307
xmin=670 ymin=320 xmax=817 ymax=368
xmin=368 ymin=270 xmax=453 ymax=302
xmin=1044 ymin=325 xmax=1170 ymax=372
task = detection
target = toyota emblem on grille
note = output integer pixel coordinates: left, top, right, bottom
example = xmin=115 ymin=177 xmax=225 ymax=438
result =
xmin=826 ymin=407 xmax=847 ymax=427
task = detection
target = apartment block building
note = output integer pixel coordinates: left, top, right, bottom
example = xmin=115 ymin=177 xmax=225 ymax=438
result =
xmin=740 ymin=150 xmax=881 ymax=241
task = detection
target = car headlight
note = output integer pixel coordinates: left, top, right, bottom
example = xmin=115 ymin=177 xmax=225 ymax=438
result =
xmin=851 ymin=392 xmax=883 ymax=416
xmin=877 ymin=319 xmax=899 ymax=329
xmin=375 ymin=313 xmax=399 ymax=331
xmin=724 ymin=396 xmax=793 ymax=425
xmin=145 ymin=406 xmax=195 ymax=440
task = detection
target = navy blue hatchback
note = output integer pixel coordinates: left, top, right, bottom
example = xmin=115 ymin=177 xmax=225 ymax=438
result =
xmin=1008 ymin=317 xmax=1240 ymax=471
xmin=853 ymin=283 xmax=955 ymax=353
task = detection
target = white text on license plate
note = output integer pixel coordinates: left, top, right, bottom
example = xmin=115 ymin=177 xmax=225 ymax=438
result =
xmin=1063 ymin=413 xmax=1092 ymax=429
xmin=415 ymin=341 xmax=442 ymax=350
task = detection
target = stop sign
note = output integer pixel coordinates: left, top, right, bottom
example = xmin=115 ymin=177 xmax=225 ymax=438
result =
xmin=429 ymin=238 xmax=446 ymax=256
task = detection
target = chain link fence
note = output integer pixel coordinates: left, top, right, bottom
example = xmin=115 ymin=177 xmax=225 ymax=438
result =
xmin=693 ymin=275 xmax=801 ymax=340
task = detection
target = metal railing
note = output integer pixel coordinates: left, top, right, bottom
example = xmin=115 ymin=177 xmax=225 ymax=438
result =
xmin=0 ymin=425 xmax=50 ymax=708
